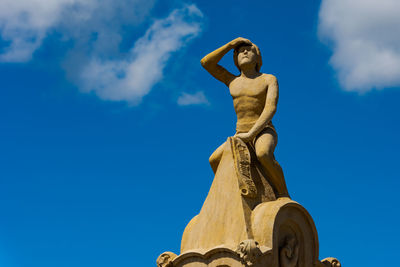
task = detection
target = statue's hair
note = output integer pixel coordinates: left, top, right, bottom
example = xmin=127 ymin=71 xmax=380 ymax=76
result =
xmin=233 ymin=42 xmax=262 ymax=72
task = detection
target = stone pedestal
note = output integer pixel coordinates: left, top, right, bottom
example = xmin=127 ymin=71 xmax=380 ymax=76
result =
xmin=157 ymin=137 xmax=340 ymax=267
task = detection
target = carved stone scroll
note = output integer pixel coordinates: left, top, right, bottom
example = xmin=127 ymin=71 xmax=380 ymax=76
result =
xmin=235 ymin=239 xmax=263 ymax=266
xmin=321 ymin=257 xmax=341 ymax=267
xmin=230 ymin=137 xmax=257 ymax=198
xmin=279 ymin=235 xmax=299 ymax=267
xmin=156 ymin=252 xmax=177 ymax=267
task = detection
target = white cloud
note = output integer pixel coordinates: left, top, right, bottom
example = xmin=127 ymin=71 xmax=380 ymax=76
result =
xmin=0 ymin=0 xmax=154 ymax=62
xmin=177 ymin=91 xmax=209 ymax=106
xmin=0 ymin=1 xmax=204 ymax=105
xmin=318 ymin=0 xmax=400 ymax=92
xmin=0 ymin=0 xmax=74 ymax=62
xmin=79 ymin=5 xmax=203 ymax=104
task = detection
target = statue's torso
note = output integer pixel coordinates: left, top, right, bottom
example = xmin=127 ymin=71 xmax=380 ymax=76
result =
xmin=229 ymin=74 xmax=270 ymax=132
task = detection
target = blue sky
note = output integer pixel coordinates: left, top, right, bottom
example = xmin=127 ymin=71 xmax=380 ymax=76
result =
xmin=0 ymin=0 xmax=399 ymax=266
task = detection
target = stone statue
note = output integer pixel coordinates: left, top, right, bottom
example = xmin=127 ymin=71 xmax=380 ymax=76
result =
xmin=201 ymin=37 xmax=289 ymax=198
xmin=157 ymin=38 xmax=341 ymax=267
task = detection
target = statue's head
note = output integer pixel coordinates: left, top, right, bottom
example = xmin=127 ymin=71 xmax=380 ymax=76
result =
xmin=234 ymin=42 xmax=262 ymax=72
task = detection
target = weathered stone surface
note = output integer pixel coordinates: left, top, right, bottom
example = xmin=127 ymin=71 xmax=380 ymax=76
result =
xmin=167 ymin=197 xmax=336 ymax=267
xmin=204 ymin=37 xmax=289 ymax=199
xmin=157 ymin=38 xmax=341 ymax=267
xmin=181 ymin=137 xmax=277 ymax=253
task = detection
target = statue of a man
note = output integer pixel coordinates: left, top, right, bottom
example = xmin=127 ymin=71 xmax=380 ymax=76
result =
xmin=201 ymin=37 xmax=289 ymax=198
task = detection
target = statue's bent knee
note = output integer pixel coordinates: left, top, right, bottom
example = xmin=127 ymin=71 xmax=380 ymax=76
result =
xmin=255 ymin=147 xmax=274 ymax=162
xmin=209 ymin=142 xmax=226 ymax=173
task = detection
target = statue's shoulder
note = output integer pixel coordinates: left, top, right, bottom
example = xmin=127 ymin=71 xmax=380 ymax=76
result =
xmin=260 ymin=73 xmax=278 ymax=85
xmin=263 ymin=73 xmax=277 ymax=81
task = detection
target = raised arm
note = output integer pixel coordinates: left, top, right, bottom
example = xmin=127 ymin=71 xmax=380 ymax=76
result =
xmin=200 ymin=37 xmax=251 ymax=86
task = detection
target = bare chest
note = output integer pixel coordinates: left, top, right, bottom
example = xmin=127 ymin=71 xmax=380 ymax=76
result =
xmin=229 ymin=76 xmax=268 ymax=99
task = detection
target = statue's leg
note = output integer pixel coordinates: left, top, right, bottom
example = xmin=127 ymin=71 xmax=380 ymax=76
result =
xmin=209 ymin=141 xmax=227 ymax=174
xmin=254 ymin=128 xmax=290 ymax=198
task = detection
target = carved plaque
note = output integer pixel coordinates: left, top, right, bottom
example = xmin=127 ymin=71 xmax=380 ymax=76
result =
xmin=230 ymin=137 xmax=257 ymax=198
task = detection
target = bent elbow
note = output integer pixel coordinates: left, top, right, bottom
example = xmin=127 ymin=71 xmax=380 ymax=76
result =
xmin=200 ymin=57 xmax=209 ymax=68
xmin=200 ymin=56 xmax=216 ymax=70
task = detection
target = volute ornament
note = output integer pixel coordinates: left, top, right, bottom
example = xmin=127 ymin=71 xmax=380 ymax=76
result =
xmin=321 ymin=257 xmax=341 ymax=267
xmin=156 ymin=252 xmax=177 ymax=267
xmin=279 ymin=235 xmax=299 ymax=267
xmin=235 ymin=239 xmax=263 ymax=266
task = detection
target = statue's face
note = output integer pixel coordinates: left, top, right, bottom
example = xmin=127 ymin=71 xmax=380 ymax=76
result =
xmin=237 ymin=45 xmax=257 ymax=69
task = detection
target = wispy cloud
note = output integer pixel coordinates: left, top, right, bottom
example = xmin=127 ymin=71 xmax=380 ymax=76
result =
xmin=318 ymin=0 xmax=400 ymax=92
xmin=0 ymin=0 xmax=155 ymax=62
xmin=0 ymin=1 xmax=203 ymax=105
xmin=177 ymin=91 xmax=209 ymax=106
xmin=80 ymin=5 xmax=203 ymax=104
xmin=0 ymin=0 xmax=73 ymax=62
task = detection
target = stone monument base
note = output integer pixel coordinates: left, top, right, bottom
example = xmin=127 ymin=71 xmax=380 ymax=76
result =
xmin=158 ymin=247 xmax=340 ymax=267
xmin=157 ymin=199 xmax=341 ymax=267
